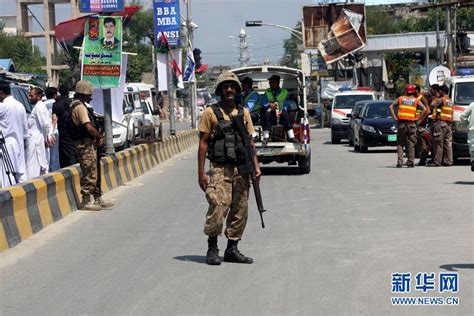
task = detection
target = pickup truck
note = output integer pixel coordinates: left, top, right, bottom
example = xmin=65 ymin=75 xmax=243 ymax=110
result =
xmin=230 ymin=65 xmax=311 ymax=174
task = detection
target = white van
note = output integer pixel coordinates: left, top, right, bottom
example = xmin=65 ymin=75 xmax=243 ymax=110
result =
xmin=126 ymin=83 xmax=161 ymax=138
xmin=330 ymin=90 xmax=376 ymax=144
xmin=447 ymin=75 xmax=474 ymax=159
xmin=113 ymin=87 xmax=145 ymax=150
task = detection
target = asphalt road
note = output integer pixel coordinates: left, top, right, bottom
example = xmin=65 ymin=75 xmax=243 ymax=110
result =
xmin=0 ymin=129 xmax=472 ymax=315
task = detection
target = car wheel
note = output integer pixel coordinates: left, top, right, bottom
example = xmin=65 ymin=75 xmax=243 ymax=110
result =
xmin=359 ymin=132 xmax=368 ymax=153
xmin=471 ymin=161 xmax=474 ymax=172
xmin=298 ymin=151 xmax=311 ymax=174
xmin=331 ymin=135 xmax=341 ymax=144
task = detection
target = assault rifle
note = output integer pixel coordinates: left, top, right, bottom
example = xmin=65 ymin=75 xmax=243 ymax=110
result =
xmin=233 ymin=114 xmax=266 ymax=228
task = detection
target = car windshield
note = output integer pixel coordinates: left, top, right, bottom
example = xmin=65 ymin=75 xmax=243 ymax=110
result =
xmin=454 ymin=82 xmax=474 ymax=105
xmin=365 ymin=104 xmax=392 ymax=118
xmin=334 ymin=95 xmax=373 ymax=109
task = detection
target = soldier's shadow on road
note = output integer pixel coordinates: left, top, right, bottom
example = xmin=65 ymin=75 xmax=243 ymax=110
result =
xmin=439 ymin=264 xmax=474 ymax=271
xmin=453 ymin=181 xmax=474 ymax=185
xmin=260 ymin=166 xmax=301 ymax=176
xmin=174 ymin=255 xmax=207 ymax=264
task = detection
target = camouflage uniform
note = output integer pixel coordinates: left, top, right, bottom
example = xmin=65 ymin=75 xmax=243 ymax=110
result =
xmin=75 ymin=138 xmax=97 ymax=199
xmin=204 ymin=163 xmax=250 ymax=240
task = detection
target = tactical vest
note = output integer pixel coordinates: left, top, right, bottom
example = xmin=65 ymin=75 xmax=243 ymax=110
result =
xmin=207 ymin=104 xmax=247 ymax=165
xmin=67 ymin=100 xmax=96 ymax=141
xmin=432 ymin=96 xmax=453 ymax=122
xmin=265 ymin=88 xmax=288 ymax=111
xmin=397 ymin=95 xmax=419 ymax=121
xmin=244 ymin=90 xmax=261 ymax=113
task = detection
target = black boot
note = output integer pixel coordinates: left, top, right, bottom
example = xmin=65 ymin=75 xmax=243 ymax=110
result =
xmin=206 ymin=236 xmax=221 ymax=265
xmin=224 ymin=240 xmax=253 ymax=264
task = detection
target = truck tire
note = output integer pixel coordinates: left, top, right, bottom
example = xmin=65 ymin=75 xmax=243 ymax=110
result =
xmin=298 ymin=151 xmax=311 ymax=174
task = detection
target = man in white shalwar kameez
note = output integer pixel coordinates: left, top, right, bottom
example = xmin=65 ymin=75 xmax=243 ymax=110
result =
xmin=0 ymin=81 xmax=28 ymax=188
xmin=25 ymin=87 xmax=55 ymax=179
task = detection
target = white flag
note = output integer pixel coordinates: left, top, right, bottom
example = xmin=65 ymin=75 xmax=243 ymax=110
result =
xmin=183 ymin=48 xmax=195 ymax=82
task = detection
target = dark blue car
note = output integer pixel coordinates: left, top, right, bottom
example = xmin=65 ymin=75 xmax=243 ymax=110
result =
xmin=353 ymin=101 xmax=397 ymax=153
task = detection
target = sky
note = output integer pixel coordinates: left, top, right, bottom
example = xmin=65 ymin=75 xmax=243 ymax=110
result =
xmin=0 ymin=0 xmax=423 ymax=67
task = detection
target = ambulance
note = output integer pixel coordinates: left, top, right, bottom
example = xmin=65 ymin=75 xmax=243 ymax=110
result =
xmin=447 ymin=75 xmax=474 ymax=160
xmin=330 ymin=89 xmax=376 ymax=144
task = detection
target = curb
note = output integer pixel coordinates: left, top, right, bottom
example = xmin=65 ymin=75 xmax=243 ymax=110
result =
xmin=0 ymin=130 xmax=198 ymax=251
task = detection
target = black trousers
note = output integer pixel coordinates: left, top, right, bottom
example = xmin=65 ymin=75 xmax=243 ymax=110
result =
xmin=261 ymin=110 xmax=293 ymax=131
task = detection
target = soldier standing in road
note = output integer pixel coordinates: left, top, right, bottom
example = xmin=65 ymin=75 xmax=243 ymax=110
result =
xmin=69 ymin=80 xmax=113 ymax=211
xmin=427 ymin=84 xmax=454 ymax=167
xmin=198 ymin=72 xmax=261 ymax=265
xmin=389 ymin=84 xmax=430 ymax=168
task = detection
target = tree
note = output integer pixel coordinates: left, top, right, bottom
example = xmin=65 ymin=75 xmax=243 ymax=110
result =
xmin=0 ymin=24 xmax=46 ymax=74
xmin=280 ymin=22 xmax=302 ymax=68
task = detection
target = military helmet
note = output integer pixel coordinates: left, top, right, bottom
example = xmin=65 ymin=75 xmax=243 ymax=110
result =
xmin=214 ymin=71 xmax=242 ymax=95
xmin=75 ymin=80 xmax=94 ymax=95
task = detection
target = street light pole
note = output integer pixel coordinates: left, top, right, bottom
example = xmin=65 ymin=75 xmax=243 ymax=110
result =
xmin=245 ymin=21 xmax=303 ymax=41
xmin=186 ymin=0 xmax=197 ymax=129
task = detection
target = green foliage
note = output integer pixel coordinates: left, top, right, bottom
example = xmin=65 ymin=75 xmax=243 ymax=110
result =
xmin=280 ymin=21 xmax=302 ymax=68
xmin=127 ymin=44 xmax=154 ymax=82
xmin=0 ymin=29 xmax=46 ymax=74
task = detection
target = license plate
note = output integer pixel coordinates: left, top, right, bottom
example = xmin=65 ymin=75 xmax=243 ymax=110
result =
xmin=257 ymin=148 xmax=273 ymax=155
xmin=388 ymin=134 xmax=397 ymax=142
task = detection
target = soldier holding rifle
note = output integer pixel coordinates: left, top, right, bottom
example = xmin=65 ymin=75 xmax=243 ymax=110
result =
xmin=198 ymin=72 xmax=264 ymax=266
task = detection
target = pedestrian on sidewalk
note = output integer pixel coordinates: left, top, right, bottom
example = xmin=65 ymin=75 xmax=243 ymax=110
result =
xmin=197 ymin=72 xmax=261 ymax=265
xmin=53 ymin=84 xmax=78 ymax=168
xmin=0 ymin=81 xmax=28 ymax=187
xmin=25 ymin=87 xmax=55 ymax=179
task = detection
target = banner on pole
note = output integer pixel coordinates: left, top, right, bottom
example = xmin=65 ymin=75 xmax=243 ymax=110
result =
xmin=153 ymin=0 xmax=181 ymax=48
xmin=82 ymin=16 xmax=123 ymax=88
xmin=183 ymin=48 xmax=195 ymax=82
xmin=80 ymin=0 xmax=124 ymax=13
xmin=157 ymin=48 xmax=183 ymax=91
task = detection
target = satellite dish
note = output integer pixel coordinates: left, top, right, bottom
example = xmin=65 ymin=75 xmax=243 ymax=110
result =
xmin=429 ymin=66 xmax=451 ymax=86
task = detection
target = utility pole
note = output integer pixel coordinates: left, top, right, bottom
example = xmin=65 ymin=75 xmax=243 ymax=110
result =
xmin=436 ymin=8 xmax=442 ymax=64
xmin=411 ymin=0 xmax=474 ymax=71
xmin=186 ymin=0 xmax=197 ymax=129
xmin=167 ymin=51 xmax=176 ymax=136
xmin=446 ymin=6 xmax=454 ymax=72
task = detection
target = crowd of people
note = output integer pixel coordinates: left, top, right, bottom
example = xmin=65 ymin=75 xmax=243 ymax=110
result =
xmin=0 ymin=80 xmax=112 ymax=211
xmin=0 ymin=82 xmax=77 ymax=188
xmin=389 ymin=83 xmax=469 ymax=168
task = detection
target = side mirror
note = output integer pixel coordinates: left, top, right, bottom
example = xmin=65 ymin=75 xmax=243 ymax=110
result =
xmin=124 ymin=106 xmax=133 ymax=114
xmin=152 ymin=109 xmax=160 ymax=116
xmin=346 ymin=113 xmax=352 ymax=118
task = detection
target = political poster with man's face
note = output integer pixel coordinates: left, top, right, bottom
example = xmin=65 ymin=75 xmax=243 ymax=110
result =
xmin=82 ymin=16 xmax=123 ymax=88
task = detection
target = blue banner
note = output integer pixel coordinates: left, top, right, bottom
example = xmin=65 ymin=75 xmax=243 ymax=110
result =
xmin=80 ymin=0 xmax=124 ymax=13
xmin=153 ymin=0 xmax=181 ymax=48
